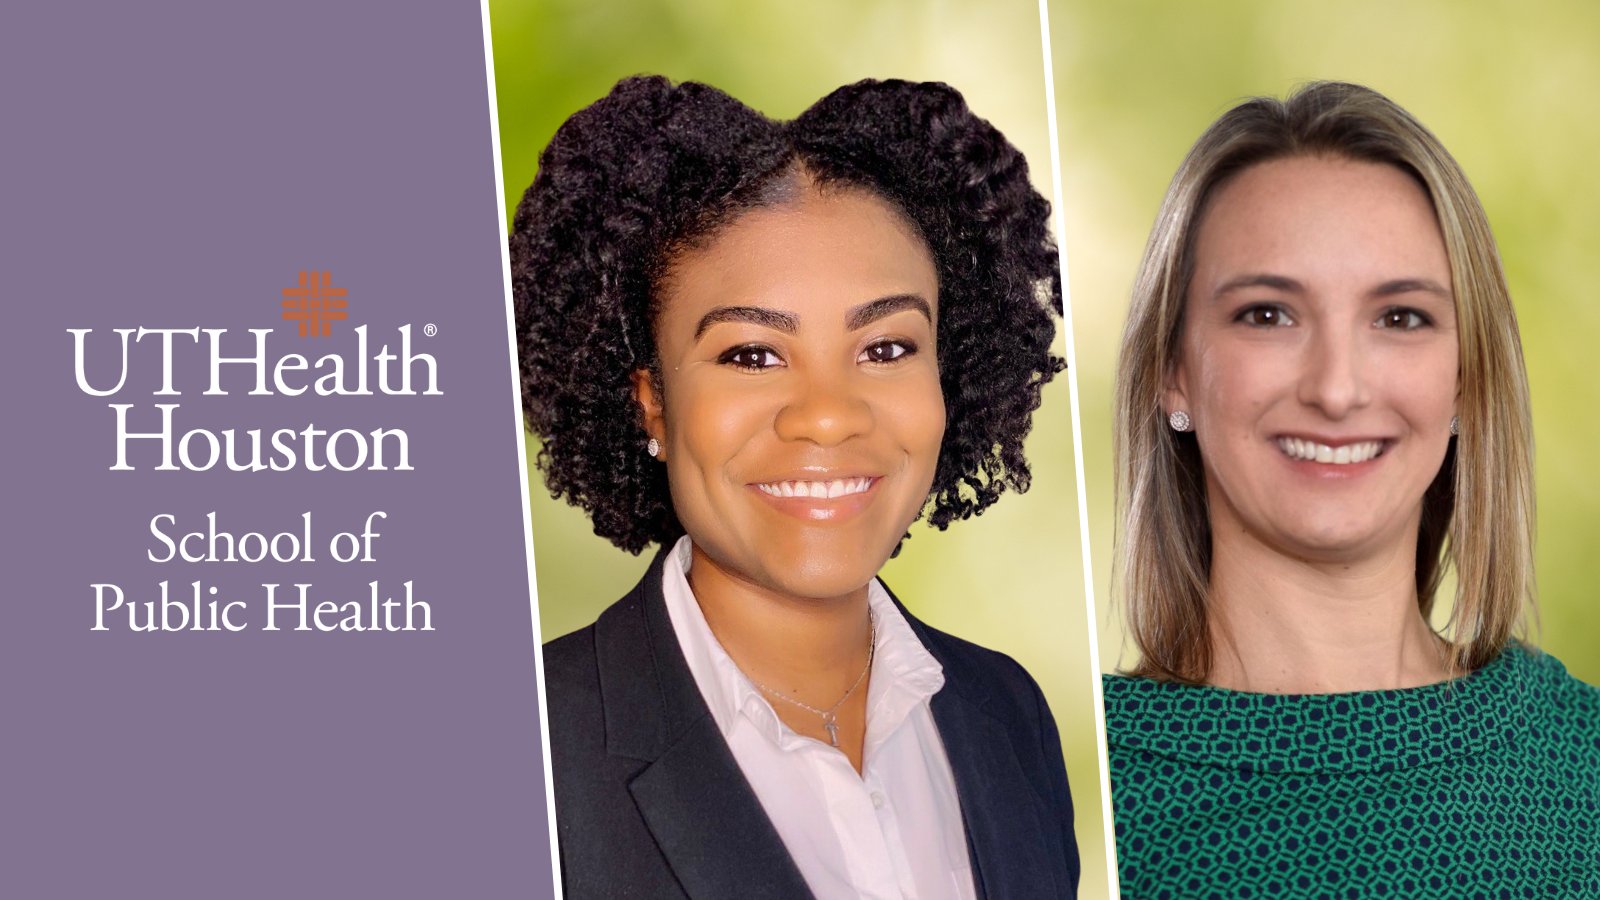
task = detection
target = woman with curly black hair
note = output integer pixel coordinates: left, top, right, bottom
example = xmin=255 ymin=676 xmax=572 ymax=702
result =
xmin=513 ymin=75 xmax=1078 ymax=899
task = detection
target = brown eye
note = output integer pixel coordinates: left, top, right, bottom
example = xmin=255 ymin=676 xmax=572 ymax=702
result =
xmin=1236 ymin=304 xmax=1292 ymax=327
xmin=858 ymin=339 xmax=917 ymax=364
xmin=718 ymin=345 xmax=783 ymax=371
xmin=1376 ymin=308 xmax=1430 ymax=330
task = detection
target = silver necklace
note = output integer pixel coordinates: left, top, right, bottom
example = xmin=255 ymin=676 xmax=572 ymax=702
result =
xmin=747 ymin=613 xmax=876 ymax=748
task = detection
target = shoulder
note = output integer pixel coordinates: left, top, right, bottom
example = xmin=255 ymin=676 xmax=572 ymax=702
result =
xmin=542 ymin=621 xmax=601 ymax=708
xmin=1098 ymin=672 xmax=1173 ymax=742
xmin=540 ymin=620 xmax=606 ymax=767
xmin=908 ymin=614 xmax=1058 ymax=736
xmin=543 ymin=609 xmax=600 ymax=668
xmin=538 ymin=585 xmax=698 ymax=896
xmin=540 ymin=544 xmax=670 ymax=690
xmin=1517 ymin=643 xmax=1600 ymax=694
xmin=917 ymin=616 xmax=1043 ymax=695
xmin=539 ymin=590 xmax=656 ymax=760
xmin=539 ymin=591 xmax=658 ymax=806
xmin=1515 ymin=644 xmax=1600 ymax=747
xmin=543 ymin=593 xmax=640 ymax=678
xmin=541 ymin=589 xmax=652 ymax=706
xmin=909 ymin=611 xmax=1080 ymax=886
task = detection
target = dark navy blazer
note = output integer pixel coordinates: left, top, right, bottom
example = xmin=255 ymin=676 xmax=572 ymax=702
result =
xmin=542 ymin=548 xmax=1080 ymax=899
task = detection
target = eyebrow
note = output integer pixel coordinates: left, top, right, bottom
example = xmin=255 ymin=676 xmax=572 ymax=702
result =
xmin=1212 ymin=274 xmax=1452 ymax=301
xmin=692 ymin=294 xmax=933 ymax=340
xmin=1369 ymin=278 xmax=1451 ymax=299
xmin=846 ymin=294 xmax=933 ymax=331
xmin=1212 ymin=273 xmax=1305 ymax=299
xmin=693 ymin=305 xmax=799 ymax=339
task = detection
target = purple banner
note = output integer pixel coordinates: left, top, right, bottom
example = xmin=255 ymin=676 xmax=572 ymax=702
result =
xmin=3 ymin=2 xmax=555 ymax=896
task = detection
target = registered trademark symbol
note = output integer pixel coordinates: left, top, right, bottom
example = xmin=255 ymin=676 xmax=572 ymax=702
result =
xmin=422 ymin=323 xmax=438 ymax=337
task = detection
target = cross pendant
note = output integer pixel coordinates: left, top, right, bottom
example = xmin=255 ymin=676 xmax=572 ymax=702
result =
xmin=823 ymin=715 xmax=840 ymax=747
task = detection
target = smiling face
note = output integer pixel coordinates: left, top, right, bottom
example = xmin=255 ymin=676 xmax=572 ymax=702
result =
xmin=1169 ymin=155 xmax=1459 ymax=564
xmin=636 ymin=178 xmax=945 ymax=602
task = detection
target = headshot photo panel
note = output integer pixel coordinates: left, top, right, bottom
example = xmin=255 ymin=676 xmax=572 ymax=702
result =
xmin=1049 ymin=0 xmax=1600 ymax=896
xmin=491 ymin=1 xmax=1600 ymax=897
xmin=490 ymin=0 xmax=1108 ymax=896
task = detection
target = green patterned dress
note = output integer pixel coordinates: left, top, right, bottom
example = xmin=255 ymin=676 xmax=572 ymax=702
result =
xmin=1103 ymin=645 xmax=1600 ymax=899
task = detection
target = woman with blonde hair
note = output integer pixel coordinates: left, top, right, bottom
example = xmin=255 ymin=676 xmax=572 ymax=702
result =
xmin=1105 ymin=81 xmax=1598 ymax=896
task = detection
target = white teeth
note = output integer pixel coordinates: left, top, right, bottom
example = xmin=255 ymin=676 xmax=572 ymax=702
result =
xmin=756 ymin=477 xmax=873 ymax=498
xmin=1275 ymin=438 xmax=1384 ymax=465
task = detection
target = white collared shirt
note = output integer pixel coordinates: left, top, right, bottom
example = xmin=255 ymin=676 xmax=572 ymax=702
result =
xmin=661 ymin=536 xmax=977 ymax=900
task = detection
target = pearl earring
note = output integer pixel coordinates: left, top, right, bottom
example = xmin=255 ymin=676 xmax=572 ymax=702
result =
xmin=646 ymin=437 xmax=660 ymax=458
xmin=1168 ymin=410 xmax=1192 ymax=432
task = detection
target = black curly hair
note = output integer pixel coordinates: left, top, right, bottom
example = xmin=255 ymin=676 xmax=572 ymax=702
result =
xmin=511 ymin=75 xmax=1063 ymax=554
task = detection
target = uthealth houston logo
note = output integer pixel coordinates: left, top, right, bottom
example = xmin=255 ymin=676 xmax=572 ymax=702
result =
xmin=70 ymin=270 xmax=442 ymax=473
xmin=281 ymin=269 xmax=349 ymax=337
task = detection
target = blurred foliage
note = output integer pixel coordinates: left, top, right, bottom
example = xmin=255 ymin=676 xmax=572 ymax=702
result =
xmin=489 ymin=0 xmax=1111 ymax=895
xmin=1048 ymin=0 xmax=1600 ymax=685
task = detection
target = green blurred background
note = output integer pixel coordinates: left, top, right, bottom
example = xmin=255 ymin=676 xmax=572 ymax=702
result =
xmin=1048 ymin=0 xmax=1600 ymax=686
xmin=488 ymin=0 xmax=1110 ymax=895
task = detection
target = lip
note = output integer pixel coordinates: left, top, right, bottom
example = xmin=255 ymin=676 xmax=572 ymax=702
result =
xmin=1273 ymin=433 xmax=1393 ymax=476
xmin=746 ymin=474 xmax=883 ymax=522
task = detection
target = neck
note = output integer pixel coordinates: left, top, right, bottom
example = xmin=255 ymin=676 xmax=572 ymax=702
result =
xmin=1205 ymin=528 xmax=1449 ymax=694
xmin=685 ymin=541 xmax=873 ymax=693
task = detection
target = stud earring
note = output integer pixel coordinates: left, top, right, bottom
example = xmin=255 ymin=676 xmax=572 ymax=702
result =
xmin=646 ymin=437 xmax=661 ymax=458
xmin=1168 ymin=410 xmax=1192 ymax=432
xmin=1449 ymin=416 xmax=1459 ymax=436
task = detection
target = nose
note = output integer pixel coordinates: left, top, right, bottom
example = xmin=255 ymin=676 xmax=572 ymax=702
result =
xmin=773 ymin=367 xmax=874 ymax=446
xmin=1296 ymin=324 xmax=1371 ymax=420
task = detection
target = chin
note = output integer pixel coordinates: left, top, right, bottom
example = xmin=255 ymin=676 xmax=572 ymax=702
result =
xmin=784 ymin=542 xmax=894 ymax=599
xmin=747 ymin=547 xmax=878 ymax=605
xmin=761 ymin=563 xmax=879 ymax=602
xmin=1270 ymin=518 xmax=1392 ymax=561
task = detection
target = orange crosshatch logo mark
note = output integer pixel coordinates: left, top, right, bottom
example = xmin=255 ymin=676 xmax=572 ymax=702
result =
xmin=281 ymin=270 xmax=349 ymax=337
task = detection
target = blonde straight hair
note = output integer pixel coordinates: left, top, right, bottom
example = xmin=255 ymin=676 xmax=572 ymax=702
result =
xmin=1115 ymin=81 xmax=1535 ymax=682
